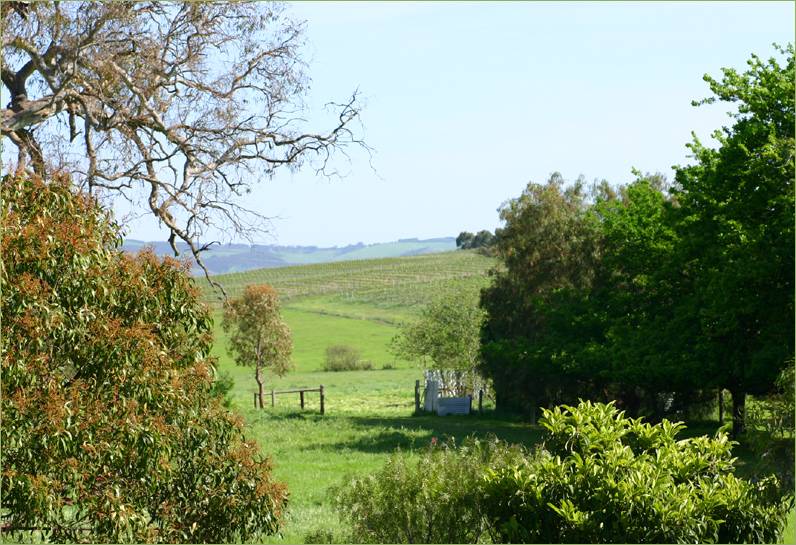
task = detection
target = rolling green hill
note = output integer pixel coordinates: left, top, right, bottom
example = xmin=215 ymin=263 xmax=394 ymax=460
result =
xmin=199 ymin=250 xmax=497 ymax=324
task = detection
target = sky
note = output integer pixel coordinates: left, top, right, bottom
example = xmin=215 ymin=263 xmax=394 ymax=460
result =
xmin=119 ymin=1 xmax=794 ymax=246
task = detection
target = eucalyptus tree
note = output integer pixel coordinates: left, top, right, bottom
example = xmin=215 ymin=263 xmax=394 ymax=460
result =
xmin=222 ymin=284 xmax=293 ymax=409
xmin=1 ymin=1 xmax=364 ymax=285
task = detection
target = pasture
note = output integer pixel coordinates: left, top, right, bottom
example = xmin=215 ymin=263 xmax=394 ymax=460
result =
xmin=207 ymin=251 xmax=513 ymax=541
xmin=204 ymin=251 xmax=794 ymax=543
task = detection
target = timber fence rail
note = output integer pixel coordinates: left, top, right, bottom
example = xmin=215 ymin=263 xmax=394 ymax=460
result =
xmin=255 ymin=385 xmax=325 ymax=415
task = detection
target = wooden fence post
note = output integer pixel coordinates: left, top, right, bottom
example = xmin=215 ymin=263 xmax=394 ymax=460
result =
xmin=478 ymin=389 xmax=483 ymax=413
xmin=300 ymin=390 xmax=305 ymax=410
xmin=271 ymin=389 xmax=275 ymax=407
xmin=320 ymin=385 xmax=325 ymax=415
xmin=414 ymin=380 xmax=420 ymax=413
xmin=254 ymin=392 xmax=258 ymax=409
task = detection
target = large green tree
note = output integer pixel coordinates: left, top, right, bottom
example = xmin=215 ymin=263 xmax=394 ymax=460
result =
xmin=479 ymin=46 xmax=794 ymax=437
xmin=672 ymin=44 xmax=795 ymax=435
xmin=479 ymin=173 xmax=606 ymax=414
xmin=1 ymin=172 xmax=288 ymax=542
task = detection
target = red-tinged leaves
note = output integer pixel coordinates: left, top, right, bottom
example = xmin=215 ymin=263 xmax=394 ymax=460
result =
xmin=1 ymin=172 xmax=287 ymax=543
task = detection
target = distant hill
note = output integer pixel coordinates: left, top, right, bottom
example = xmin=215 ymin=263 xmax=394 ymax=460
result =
xmin=122 ymin=237 xmax=456 ymax=275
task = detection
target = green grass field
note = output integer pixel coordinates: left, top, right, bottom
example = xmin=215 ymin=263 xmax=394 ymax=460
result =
xmin=210 ymin=309 xmax=540 ymax=543
xmin=204 ymin=251 xmax=794 ymax=543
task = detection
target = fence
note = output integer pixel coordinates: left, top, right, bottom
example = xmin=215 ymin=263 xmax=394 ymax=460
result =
xmin=414 ymin=379 xmax=485 ymax=414
xmin=254 ymin=385 xmax=325 ymax=415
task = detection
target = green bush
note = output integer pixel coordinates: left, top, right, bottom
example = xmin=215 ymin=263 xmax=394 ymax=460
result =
xmin=323 ymin=345 xmax=371 ymax=371
xmin=332 ymin=437 xmax=525 ymax=543
xmin=302 ymin=528 xmax=335 ymax=543
xmin=481 ymin=401 xmax=794 ymax=543
xmin=1 ymin=173 xmax=287 ymax=542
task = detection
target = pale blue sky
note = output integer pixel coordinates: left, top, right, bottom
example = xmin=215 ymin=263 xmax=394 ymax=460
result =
xmin=124 ymin=1 xmax=794 ymax=246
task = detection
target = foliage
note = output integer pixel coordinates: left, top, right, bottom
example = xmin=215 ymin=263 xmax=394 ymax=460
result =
xmin=209 ymin=370 xmax=236 ymax=408
xmin=1 ymin=172 xmax=288 ymax=543
xmin=745 ymin=364 xmax=795 ymax=490
xmin=323 ymin=345 xmax=372 ymax=372
xmin=479 ymin=46 xmax=795 ymax=434
xmin=302 ymin=528 xmax=335 ymax=544
xmin=671 ymin=43 xmax=795 ymax=434
xmin=481 ymin=401 xmax=793 ymax=544
xmin=456 ymin=230 xmax=496 ymax=250
xmin=222 ymin=284 xmax=292 ymax=408
xmin=390 ymin=289 xmax=485 ymax=383
xmin=222 ymin=285 xmax=293 ymax=373
xmin=332 ymin=437 xmax=526 ymax=544
xmin=479 ymin=173 xmax=606 ymax=412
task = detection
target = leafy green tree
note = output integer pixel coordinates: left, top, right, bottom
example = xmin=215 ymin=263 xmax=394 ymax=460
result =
xmin=456 ymin=230 xmax=495 ymax=250
xmin=222 ymin=285 xmax=293 ymax=409
xmin=587 ymin=173 xmax=706 ymax=414
xmin=672 ymin=44 xmax=795 ymax=435
xmin=456 ymin=231 xmax=476 ymax=249
xmin=1 ymin=172 xmax=288 ymax=542
xmin=479 ymin=47 xmax=794 ymax=434
xmin=472 ymin=229 xmax=496 ymax=248
xmin=479 ymin=173 xmax=605 ymax=413
xmin=390 ymin=290 xmax=484 ymax=394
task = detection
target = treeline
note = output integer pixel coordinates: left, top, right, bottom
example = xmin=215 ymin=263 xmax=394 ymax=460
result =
xmin=456 ymin=230 xmax=496 ymax=250
xmin=479 ymin=45 xmax=794 ymax=437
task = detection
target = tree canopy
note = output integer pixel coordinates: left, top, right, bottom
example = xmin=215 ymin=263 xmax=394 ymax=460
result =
xmin=1 ymin=172 xmax=288 ymax=542
xmin=222 ymin=284 xmax=292 ymax=409
xmin=479 ymin=45 xmax=794 ymax=435
xmin=456 ymin=230 xmax=496 ymax=250
xmin=390 ymin=289 xmax=485 ymax=396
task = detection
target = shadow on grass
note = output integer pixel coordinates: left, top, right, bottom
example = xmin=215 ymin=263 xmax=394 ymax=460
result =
xmin=302 ymin=412 xmax=545 ymax=454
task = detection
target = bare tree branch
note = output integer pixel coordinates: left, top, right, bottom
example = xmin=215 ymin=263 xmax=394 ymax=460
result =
xmin=2 ymin=1 xmax=367 ymax=297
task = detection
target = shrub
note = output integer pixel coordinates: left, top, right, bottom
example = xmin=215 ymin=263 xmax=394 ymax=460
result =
xmin=332 ymin=437 xmax=525 ymax=543
xmin=481 ymin=401 xmax=794 ymax=544
xmin=302 ymin=528 xmax=335 ymax=544
xmin=323 ymin=345 xmax=371 ymax=371
xmin=1 ymin=172 xmax=288 ymax=543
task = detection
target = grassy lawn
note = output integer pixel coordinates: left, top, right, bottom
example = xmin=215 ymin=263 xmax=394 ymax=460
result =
xmin=211 ymin=308 xmax=542 ymax=543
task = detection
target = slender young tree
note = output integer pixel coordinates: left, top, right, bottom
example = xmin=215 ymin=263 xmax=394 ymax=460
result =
xmin=390 ymin=289 xmax=484 ymax=395
xmin=222 ymin=284 xmax=292 ymax=408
